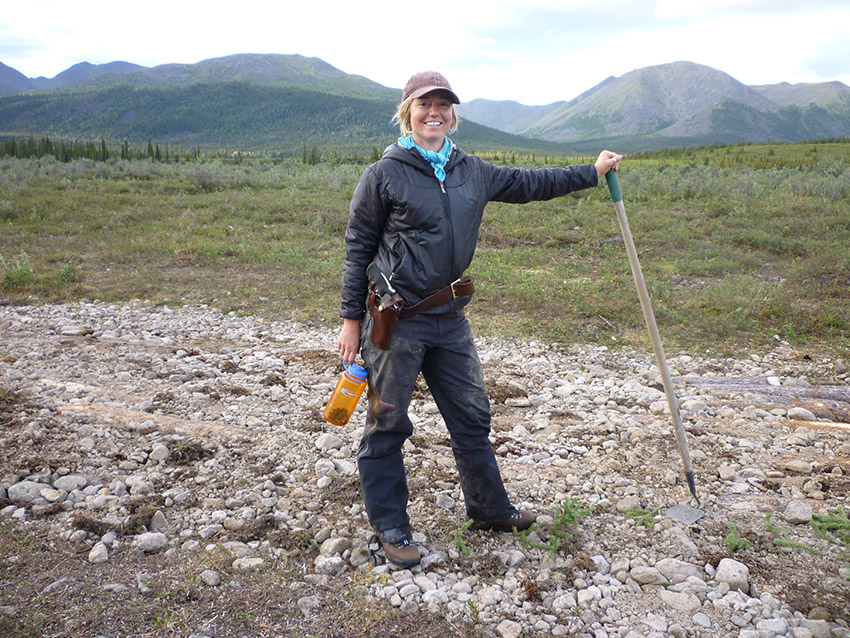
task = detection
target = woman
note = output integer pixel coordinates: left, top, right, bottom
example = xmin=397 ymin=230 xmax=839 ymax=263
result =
xmin=338 ymin=70 xmax=621 ymax=568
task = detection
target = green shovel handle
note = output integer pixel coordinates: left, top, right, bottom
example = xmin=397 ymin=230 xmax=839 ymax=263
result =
xmin=604 ymin=170 xmax=623 ymax=203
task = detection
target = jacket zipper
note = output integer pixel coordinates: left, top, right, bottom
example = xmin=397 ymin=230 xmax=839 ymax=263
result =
xmin=438 ymin=179 xmax=454 ymax=274
xmin=410 ymin=148 xmax=455 ymax=279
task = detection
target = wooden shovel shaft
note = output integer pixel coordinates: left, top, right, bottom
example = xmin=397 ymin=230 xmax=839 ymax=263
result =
xmin=605 ymin=171 xmax=698 ymax=502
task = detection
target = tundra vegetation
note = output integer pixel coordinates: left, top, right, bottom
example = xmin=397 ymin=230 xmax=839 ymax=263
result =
xmin=1 ymin=138 xmax=848 ymax=356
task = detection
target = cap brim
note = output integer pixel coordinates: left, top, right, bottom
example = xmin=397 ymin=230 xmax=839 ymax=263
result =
xmin=408 ymin=86 xmax=460 ymax=104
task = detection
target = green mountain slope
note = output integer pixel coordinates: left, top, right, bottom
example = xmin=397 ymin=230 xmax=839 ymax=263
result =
xmin=0 ymin=80 xmax=571 ymax=154
xmin=524 ymin=61 xmax=776 ymax=141
xmin=462 ymin=63 xmax=850 ymax=150
xmin=60 ymin=53 xmax=398 ymax=102
xmin=0 ymin=62 xmax=33 ymax=97
xmin=751 ymin=81 xmax=850 ymax=111
xmin=458 ymin=99 xmax=566 ymax=135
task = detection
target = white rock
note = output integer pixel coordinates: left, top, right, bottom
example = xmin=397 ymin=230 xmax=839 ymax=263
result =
xmin=757 ymin=619 xmax=788 ymax=635
xmin=577 ymin=587 xmax=601 ymax=606
xmin=591 ymin=555 xmax=610 ymax=574
xmin=783 ymin=459 xmax=814 ymax=475
xmin=657 ymin=589 xmax=700 ymax=612
xmin=496 ymin=619 xmax=523 ymax=638
xmin=552 ymin=592 xmax=577 ymax=610
xmin=714 ymin=558 xmax=749 ymax=593
xmin=233 ymin=557 xmax=264 ymax=571
xmin=616 ymin=495 xmax=641 ymax=512
xmin=681 ymin=399 xmax=708 ymax=414
xmin=150 ymin=444 xmax=170 ymax=462
xmin=692 ymin=612 xmax=712 ymax=628
xmin=319 ymin=537 xmax=350 ymax=556
xmin=783 ymin=499 xmax=813 ymax=524
xmin=39 ymin=487 xmax=65 ymax=503
xmin=136 ymin=532 xmax=168 ymax=553
xmin=0 ymin=505 xmax=19 ymax=518
xmin=800 ymin=620 xmax=831 ymax=638
xmin=436 ymin=494 xmax=455 ymax=510
xmin=332 ymin=459 xmax=356 ymax=476
xmin=88 ymin=542 xmax=109 ymax=564
xmin=55 ymin=474 xmax=89 ymax=492
xmin=200 ymin=570 xmax=221 ymax=586
xmin=631 ymin=566 xmax=665 ymax=584
xmin=414 ymin=575 xmax=437 ymax=592
xmin=8 ymin=481 xmax=46 ymax=506
xmin=150 ymin=510 xmax=169 ymax=532
xmin=315 ymin=433 xmax=344 ymax=451
xmin=654 ymin=558 xmax=702 ymax=582
xmin=642 ymin=613 xmax=668 ymax=632
xmin=422 ymin=589 xmax=448 ymax=605
xmin=788 ymin=407 xmax=817 ymax=421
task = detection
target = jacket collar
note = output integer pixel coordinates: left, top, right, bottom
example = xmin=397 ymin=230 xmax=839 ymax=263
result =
xmin=382 ymin=140 xmax=464 ymax=175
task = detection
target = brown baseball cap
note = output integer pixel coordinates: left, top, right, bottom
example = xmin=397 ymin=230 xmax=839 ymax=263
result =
xmin=402 ymin=71 xmax=460 ymax=104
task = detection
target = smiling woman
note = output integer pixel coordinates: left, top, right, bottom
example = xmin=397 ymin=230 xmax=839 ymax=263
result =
xmin=393 ymin=71 xmax=461 ymax=151
xmin=333 ymin=69 xmax=622 ymax=569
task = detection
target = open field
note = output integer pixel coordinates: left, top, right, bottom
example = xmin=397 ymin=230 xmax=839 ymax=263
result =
xmin=1 ymin=140 xmax=849 ymax=356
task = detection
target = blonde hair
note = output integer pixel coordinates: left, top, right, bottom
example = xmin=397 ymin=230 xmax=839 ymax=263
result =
xmin=392 ymin=95 xmax=461 ymax=137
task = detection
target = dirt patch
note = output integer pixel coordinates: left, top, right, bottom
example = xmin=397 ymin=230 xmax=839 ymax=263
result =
xmin=0 ymin=521 xmax=473 ymax=638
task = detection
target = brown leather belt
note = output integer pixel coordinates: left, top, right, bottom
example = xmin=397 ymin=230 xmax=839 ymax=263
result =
xmin=398 ymin=276 xmax=475 ymax=319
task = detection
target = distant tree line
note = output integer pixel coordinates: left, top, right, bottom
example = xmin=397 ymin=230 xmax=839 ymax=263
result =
xmin=1 ymin=134 xmax=382 ymax=166
xmin=1 ymin=135 xmax=203 ymax=163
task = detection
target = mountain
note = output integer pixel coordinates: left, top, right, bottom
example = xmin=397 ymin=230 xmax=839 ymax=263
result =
xmin=33 ymin=61 xmax=146 ymax=90
xmin=751 ymin=80 xmax=850 ymax=110
xmin=0 ymin=62 xmax=35 ymax=96
xmin=60 ymin=54 xmax=399 ymax=102
xmin=2 ymin=56 xmax=850 ymax=153
xmin=1 ymin=60 xmax=146 ymax=95
xmin=458 ymin=99 xmax=566 ymax=136
xmin=0 ymin=55 xmax=572 ymax=155
xmin=525 ymin=62 xmax=776 ymax=140
xmin=460 ymin=62 xmax=850 ymax=150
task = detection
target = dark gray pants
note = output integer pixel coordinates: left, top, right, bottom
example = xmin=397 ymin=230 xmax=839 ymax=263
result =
xmin=358 ymin=309 xmax=513 ymax=533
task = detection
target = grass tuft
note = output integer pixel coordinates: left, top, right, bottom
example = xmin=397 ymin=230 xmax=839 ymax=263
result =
xmin=515 ymin=498 xmax=594 ymax=560
xmin=725 ymin=521 xmax=753 ymax=553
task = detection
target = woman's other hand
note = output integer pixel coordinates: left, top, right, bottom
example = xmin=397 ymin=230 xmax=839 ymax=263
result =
xmin=595 ymin=150 xmax=623 ymax=178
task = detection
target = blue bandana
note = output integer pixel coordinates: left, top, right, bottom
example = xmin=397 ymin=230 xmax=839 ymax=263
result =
xmin=398 ymin=135 xmax=452 ymax=182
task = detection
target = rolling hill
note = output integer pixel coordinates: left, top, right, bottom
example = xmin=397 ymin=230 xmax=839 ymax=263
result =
xmin=460 ymin=62 xmax=850 ymax=150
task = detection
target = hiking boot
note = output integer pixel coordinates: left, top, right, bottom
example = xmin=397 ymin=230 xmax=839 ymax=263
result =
xmin=378 ymin=528 xmax=421 ymax=568
xmin=470 ymin=508 xmax=536 ymax=532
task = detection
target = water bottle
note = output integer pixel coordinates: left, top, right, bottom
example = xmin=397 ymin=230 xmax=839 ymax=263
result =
xmin=323 ymin=361 xmax=368 ymax=426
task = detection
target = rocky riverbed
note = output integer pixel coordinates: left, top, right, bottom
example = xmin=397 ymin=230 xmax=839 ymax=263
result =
xmin=1 ymin=300 xmax=849 ymax=638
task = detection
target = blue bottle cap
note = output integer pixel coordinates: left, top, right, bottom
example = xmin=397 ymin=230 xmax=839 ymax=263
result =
xmin=344 ymin=361 xmax=368 ymax=380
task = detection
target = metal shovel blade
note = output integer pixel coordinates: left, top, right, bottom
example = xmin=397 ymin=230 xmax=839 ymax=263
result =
xmin=664 ymin=503 xmax=704 ymax=525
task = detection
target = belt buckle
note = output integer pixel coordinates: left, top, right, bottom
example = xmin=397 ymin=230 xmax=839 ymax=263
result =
xmin=450 ymin=278 xmax=462 ymax=299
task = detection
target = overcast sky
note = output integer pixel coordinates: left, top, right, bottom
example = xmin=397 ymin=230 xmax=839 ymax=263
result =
xmin=2 ymin=0 xmax=849 ymax=105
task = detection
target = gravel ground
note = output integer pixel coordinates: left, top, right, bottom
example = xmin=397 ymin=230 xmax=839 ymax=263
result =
xmin=1 ymin=300 xmax=849 ymax=638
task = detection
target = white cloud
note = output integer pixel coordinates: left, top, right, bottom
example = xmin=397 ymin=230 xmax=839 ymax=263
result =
xmin=805 ymin=32 xmax=850 ymax=80
xmin=1 ymin=0 xmax=849 ymax=104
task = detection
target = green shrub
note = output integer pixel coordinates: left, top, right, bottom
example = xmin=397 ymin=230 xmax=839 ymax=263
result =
xmin=0 ymin=250 xmax=34 ymax=291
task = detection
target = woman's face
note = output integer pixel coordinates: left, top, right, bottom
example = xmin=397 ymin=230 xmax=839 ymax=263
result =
xmin=410 ymin=90 xmax=454 ymax=151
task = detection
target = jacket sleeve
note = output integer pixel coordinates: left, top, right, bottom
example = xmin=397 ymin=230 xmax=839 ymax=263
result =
xmin=339 ymin=165 xmax=390 ymax=320
xmin=483 ymin=161 xmax=599 ymax=203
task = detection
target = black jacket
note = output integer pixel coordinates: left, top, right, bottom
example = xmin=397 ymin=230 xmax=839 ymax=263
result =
xmin=340 ymin=142 xmax=598 ymax=320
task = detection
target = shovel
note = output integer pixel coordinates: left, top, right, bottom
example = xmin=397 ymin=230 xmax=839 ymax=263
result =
xmin=604 ymin=170 xmax=700 ymax=510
